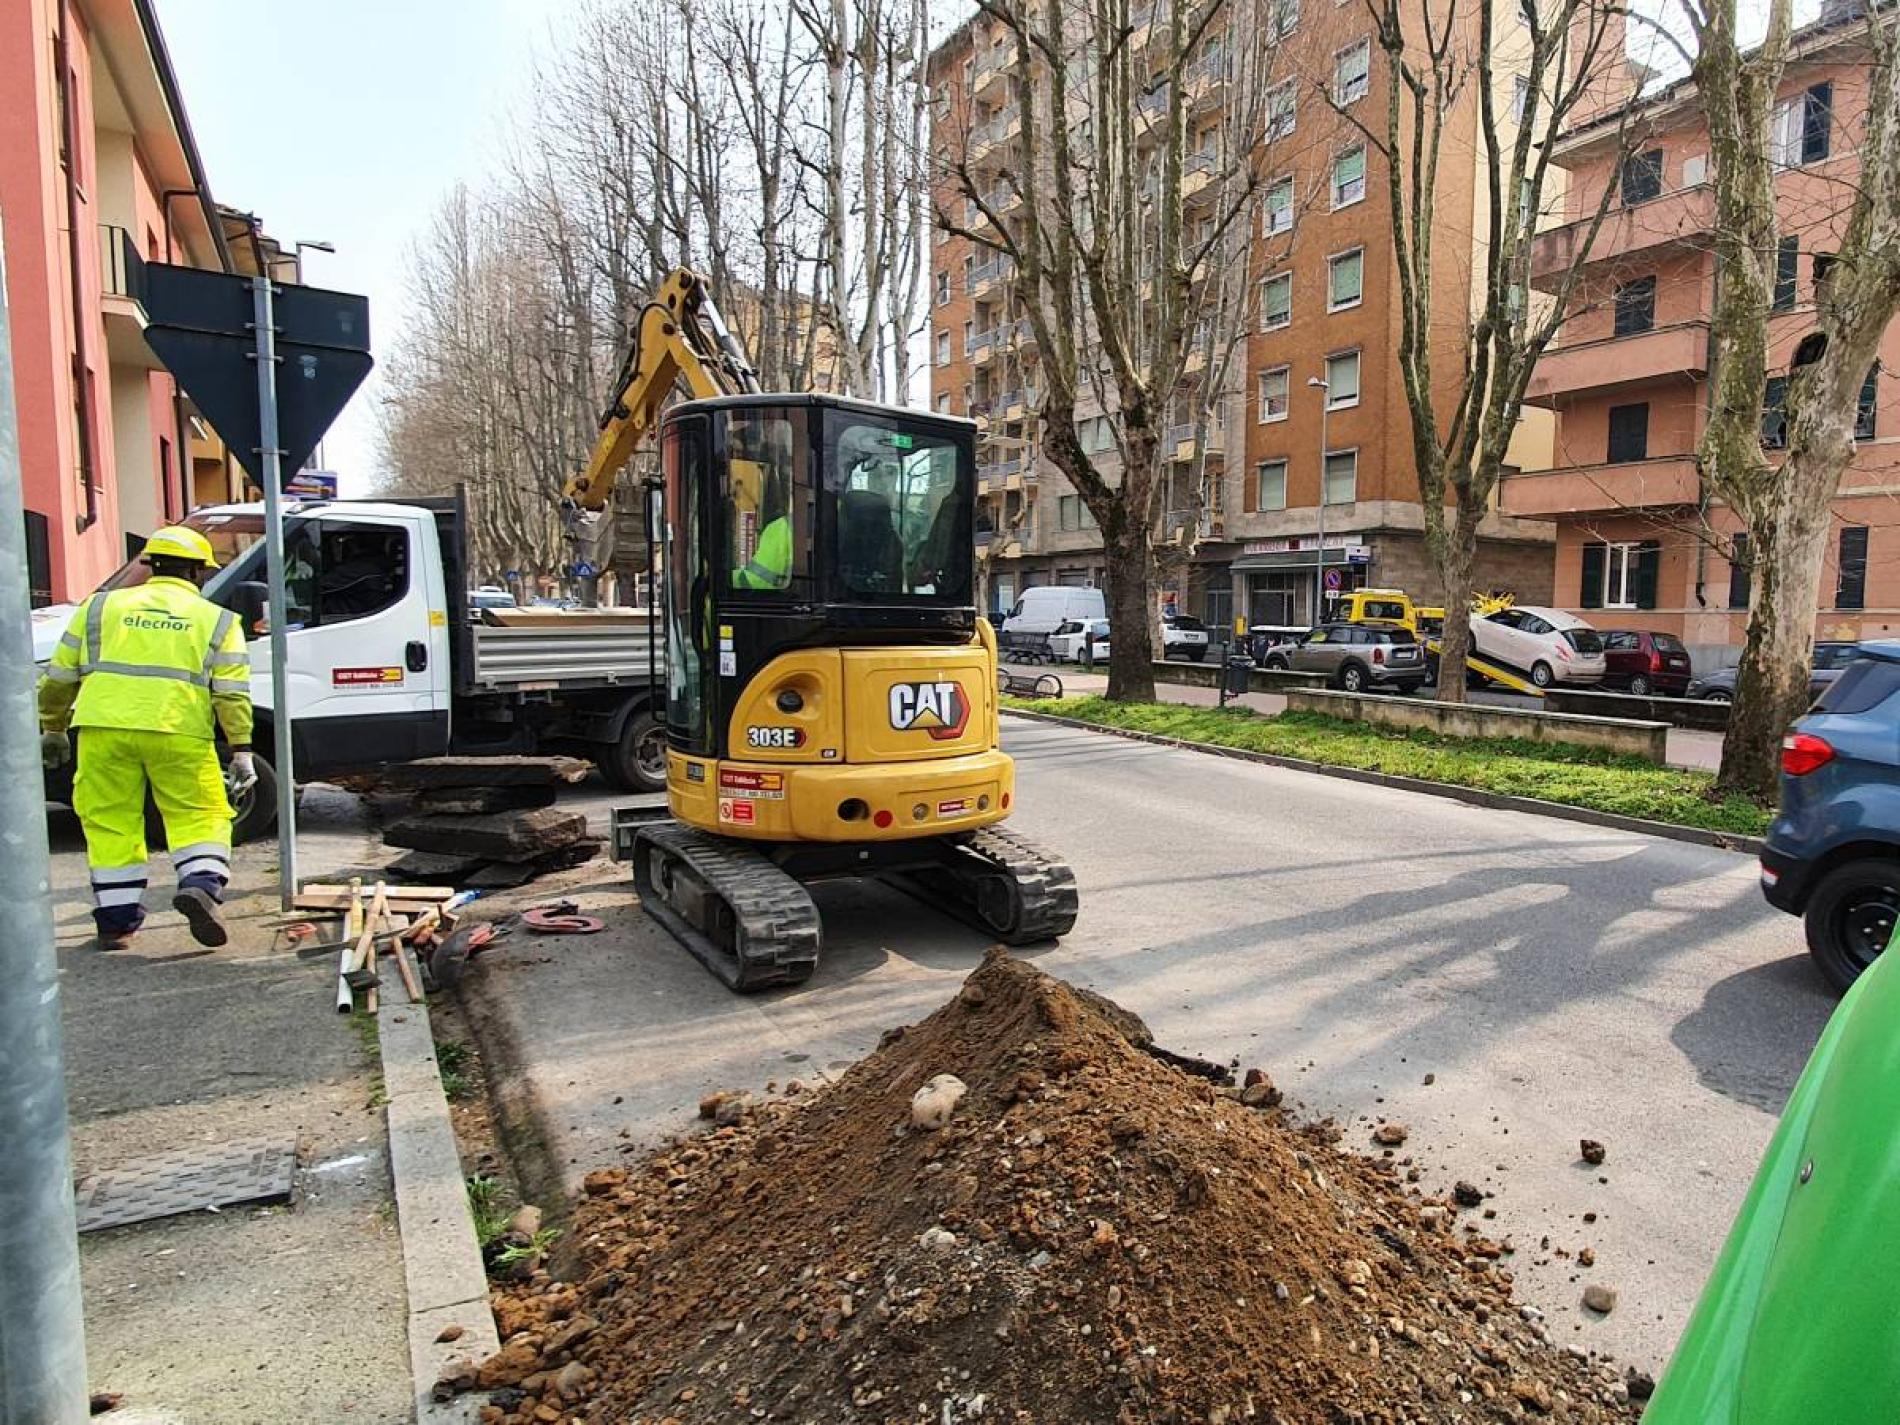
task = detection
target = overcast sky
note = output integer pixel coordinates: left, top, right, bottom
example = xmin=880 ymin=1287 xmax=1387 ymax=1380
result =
xmin=158 ymin=0 xmax=564 ymax=493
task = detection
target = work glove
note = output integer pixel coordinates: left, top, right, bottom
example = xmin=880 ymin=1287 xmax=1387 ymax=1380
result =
xmin=40 ymin=731 xmax=71 ymax=769
xmin=227 ymin=751 xmax=259 ymax=793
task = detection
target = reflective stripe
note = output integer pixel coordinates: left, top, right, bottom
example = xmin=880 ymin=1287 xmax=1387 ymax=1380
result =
xmin=88 ymin=661 xmax=212 ymax=687
xmin=208 ymin=653 xmax=248 ymax=668
xmin=169 ymin=841 xmax=229 ymax=862
xmin=90 ymin=866 xmax=150 ymax=887
xmin=59 ymin=632 xmax=81 ymax=652
xmin=84 ymin=594 xmax=106 ymax=670
xmin=94 ymin=885 xmax=148 ymax=909
xmin=174 ymin=856 xmax=230 ymax=882
xmin=210 ymin=678 xmax=249 ymax=695
xmin=42 ymin=665 xmax=80 ymax=684
xmin=202 ymin=610 xmax=237 ymax=679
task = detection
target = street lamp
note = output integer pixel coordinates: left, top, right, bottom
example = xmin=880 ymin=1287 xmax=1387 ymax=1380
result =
xmin=1307 ymin=374 xmax=1329 ymax=624
xmin=292 ymin=238 xmax=335 ymax=284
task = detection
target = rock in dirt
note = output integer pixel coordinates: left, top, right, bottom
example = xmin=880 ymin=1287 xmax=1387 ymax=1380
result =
xmin=1625 ymin=1368 xmax=1657 ymax=1401
xmin=1581 ymin=1138 xmax=1607 ymax=1166
xmin=1578 ymin=1246 xmax=1596 ymax=1268
xmin=88 ymin=1394 xmax=123 ymax=1416
xmin=1239 ymin=1076 xmax=1282 ymax=1108
xmin=1373 ymin=1122 xmax=1408 ymax=1146
xmin=1583 ymin=1283 xmax=1619 ymax=1314
xmin=1453 ymin=1180 xmax=1485 ymax=1208
xmin=910 ymin=1072 xmax=969 ymax=1129
xmin=435 ymin=1323 xmax=466 ymax=1344
xmin=473 ymin=950 xmax=1637 ymax=1425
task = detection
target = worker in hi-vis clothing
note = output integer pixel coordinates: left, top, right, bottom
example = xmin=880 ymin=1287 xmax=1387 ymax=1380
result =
xmin=37 ymin=526 xmax=256 ymax=950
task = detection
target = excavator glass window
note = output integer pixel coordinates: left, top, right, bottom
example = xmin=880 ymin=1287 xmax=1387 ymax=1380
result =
xmin=663 ymin=416 xmax=711 ymax=748
xmin=826 ymin=418 xmax=971 ymax=603
xmin=725 ymin=409 xmax=812 ymax=595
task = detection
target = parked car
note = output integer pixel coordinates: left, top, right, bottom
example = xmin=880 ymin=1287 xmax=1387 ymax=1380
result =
xmin=468 ymin=586 xmax=516 ymax=620
xmin=1048 ymin=617 xmax=1111 ymax=662
xmin=1759 ymin=641 xmax=1900 ymax=991
xmin=1472 ymin=605 xmax=1606 ymax=688
xmin=1598 ymin=629 xmax=1694 ymax=696
xmin=1000 ymin=586 xmax=1106 ymax=643
xmin=1162 ymin=612 xmax=1210 ymax=662
xmin=1688 ymin=641 xmax=1865 ymax=702
xmin=1281 ymin=621 xmax=1427 ymax=694
xmin=1247 ymin=623 xmax=1311 ymax=665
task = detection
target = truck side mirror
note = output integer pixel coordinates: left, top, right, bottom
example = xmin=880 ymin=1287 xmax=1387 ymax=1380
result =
xmin=228 ymin=581 xmax=270 ymax=636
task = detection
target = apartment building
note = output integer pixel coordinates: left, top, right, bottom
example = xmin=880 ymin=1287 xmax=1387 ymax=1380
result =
xmin=1511 ymin=9 xmax=1900 ymax=664
xmin=927 ymin=1 xmax=1560 ymax=631
xmin=0 ymin=0 xmax=233 ymax=605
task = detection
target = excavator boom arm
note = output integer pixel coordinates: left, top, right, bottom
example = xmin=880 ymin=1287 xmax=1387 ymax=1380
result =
xmin=563 ymin=268 xmax=760 ymax=514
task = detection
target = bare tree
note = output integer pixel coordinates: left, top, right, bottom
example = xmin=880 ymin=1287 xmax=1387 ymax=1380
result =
xmin=1333 ymin=0 xmax=1630 ymax=701
xmin=941 ymin=0 xmax=1274 ymax=700
xmin=1669 ymin=0 xmax=1900 ymax=796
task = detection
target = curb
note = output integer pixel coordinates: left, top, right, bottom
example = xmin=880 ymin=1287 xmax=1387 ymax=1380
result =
xmin=1003 ymin=708 xmax=1767 ymax=856
xmin=376 ymin=978 xmax=501 ymax=1423
xmin=452 ymin=954 xmax=573 ymax=1224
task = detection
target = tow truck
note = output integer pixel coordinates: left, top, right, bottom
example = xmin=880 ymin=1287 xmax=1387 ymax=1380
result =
xmin=1333 ymin=587 xmax=1550 ymax=696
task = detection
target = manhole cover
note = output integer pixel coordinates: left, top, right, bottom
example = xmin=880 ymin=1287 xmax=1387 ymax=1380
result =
xmin=75 ymin=1138 xmax=296 ymax=1233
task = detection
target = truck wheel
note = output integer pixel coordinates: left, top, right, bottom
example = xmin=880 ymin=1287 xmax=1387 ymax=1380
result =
xmin=599 ymin=711 xmax=668 ymax=793
xmin=1804 ymin=858 xmax=1900 ymax=993
xmin=226 ymin=748 xmax=278 ymax=845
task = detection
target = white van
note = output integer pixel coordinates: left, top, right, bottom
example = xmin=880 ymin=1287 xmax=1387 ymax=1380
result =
xmin=1000 ymin=586 xmax=1106 ymax=642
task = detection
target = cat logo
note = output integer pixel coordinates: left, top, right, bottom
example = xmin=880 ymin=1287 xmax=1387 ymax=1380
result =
xmin=888 ymin=680 xmax=969 ymax=741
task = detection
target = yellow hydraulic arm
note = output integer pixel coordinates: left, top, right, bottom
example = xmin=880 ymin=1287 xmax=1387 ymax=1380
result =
xmin=562 ymin=268 xmax=761 ymax=515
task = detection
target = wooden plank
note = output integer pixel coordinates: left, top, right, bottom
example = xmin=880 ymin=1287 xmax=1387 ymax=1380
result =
xmin=297 ymin=884 xmax=459 ymax=907
xmin=369 ymin=756 xmax=593 ymax=791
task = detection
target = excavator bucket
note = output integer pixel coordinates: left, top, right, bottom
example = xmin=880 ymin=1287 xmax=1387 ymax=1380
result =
xmin=1645 ymin=925 xmax=1900 ymax=1423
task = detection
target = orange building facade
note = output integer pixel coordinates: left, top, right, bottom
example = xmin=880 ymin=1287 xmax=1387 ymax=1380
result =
xmin=0 ymin=0 xmax=233 ymax=606
xmin=1513 ymin=15 xmax=1900 ymax=665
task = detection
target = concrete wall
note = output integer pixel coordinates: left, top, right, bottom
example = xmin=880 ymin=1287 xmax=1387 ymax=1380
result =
xmin=1285 ymin=686 xmax=1670 ymax=764
xmin=1546 ymin=688 xmax=1730 ymax=731
xmin=1153 ymin=660 xmax=1328 ymax=694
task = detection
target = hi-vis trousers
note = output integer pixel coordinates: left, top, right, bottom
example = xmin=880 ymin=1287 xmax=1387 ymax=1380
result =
xmin=72 ymin=727 xmax=232 ymax=935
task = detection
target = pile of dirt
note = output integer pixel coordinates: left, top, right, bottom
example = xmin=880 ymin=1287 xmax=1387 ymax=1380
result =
xmin=458 ymin=950 xmax=1641 ymax=1424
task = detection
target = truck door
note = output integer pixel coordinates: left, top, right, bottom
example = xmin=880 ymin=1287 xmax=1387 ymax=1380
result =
xmin=248 ymin=511 xmax=451 ymax=771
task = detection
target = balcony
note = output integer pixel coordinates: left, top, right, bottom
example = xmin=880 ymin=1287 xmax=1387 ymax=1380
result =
xmin=969 ymin=254 xmax=1013 ymax=298
xmin=1498 ymin=455 xmax=1700 ymax=518
xmin=98 ymin=225 xmax=163 ymax=370
xmin=1182 ymin=151 xmax=1218 ymax=204
xmin=1529 ymin=184 xmax=1715 ymax=289
xmin=972 ymin=45 xmax=1011 ymax=97
xmin=1168 ymin=420 xmax=1226 ymax=460
xmin=1186 ymin=49 xmax=1228 ymax=107
xmin=1524 ymin=321 xmax=1710 ymax=405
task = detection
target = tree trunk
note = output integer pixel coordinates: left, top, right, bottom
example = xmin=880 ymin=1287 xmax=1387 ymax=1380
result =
xmin=1103 ymin=512 xmax=1157 ymax=702
xmin=1432 ymin=490 xmax=1482 ymax=706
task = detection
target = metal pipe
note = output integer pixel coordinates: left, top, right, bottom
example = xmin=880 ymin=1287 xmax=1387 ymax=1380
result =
xmin=0 ymin=213 xmax=91 ymax=1425
xmin=251 ymin=273 xmax=298 ymax=908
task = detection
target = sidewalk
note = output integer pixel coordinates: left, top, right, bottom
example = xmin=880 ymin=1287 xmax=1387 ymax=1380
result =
xmin=54 ymin=788 xmax=412 ymax=1424
xmin=1050 ymin=667 xmax=1725 ymax=771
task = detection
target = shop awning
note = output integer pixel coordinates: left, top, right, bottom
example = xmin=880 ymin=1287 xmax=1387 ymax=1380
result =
xmin=1232 ymin=552 xmax=1336 ymax=572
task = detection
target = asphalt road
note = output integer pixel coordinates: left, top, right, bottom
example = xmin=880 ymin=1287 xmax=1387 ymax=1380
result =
xmin=463 ymin=717 xmax=1836 ymax=1379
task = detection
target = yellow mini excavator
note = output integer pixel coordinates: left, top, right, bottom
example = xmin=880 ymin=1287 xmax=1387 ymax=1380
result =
xmin=562 ymin=269 xmax=1078 ymax=990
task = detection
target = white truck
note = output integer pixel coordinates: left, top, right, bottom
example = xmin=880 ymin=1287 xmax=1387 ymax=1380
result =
xmin=34 ymin=493 xmax=665 ymax=840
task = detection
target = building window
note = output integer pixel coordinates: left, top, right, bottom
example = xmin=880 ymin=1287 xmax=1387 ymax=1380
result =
xmin=1263 ymin=175 xmax=1294 ymax=235
xmin=1325 ymin=350 xmax=1360 ymax=407
xmin=1607 ymin=402 xmax=1649 ymax=462
xmin=1728 ymin=532 xmax=1751 ymax=610
xmin=1335 ymin=40 xmax=1370 ymax=104
xmin=1270 ymin=0 xmax=1300 ymax=39
xmin=1255 ymin=459 xmax=1288 ymax=512
xmin=1762 ymin=375 xmax=1790 ymax=449
xmin=1857 ymin=365 xmax=1880 ymax=439
xmin=935 ymin=330 xmax=951 ymax=366
xmin=1058 ymin=494 xmax=1080 ymax=531
xmin=936 ymin=393 xmax=952 ymax=413
xmin=1773 ymin=236 xmax=1799 ymax=311
xmin=1258 ymin=365 xmax=1291 ymax=422
xmin=962 ymin=319 xmax=974 ymax=355
xmin=1774 ymin=81 xmax=1833 ymax=167
xmin=1332 ymin=145 xmax=1367 ymax=208
xmin=1511 ymin=74 xmax=1530 ymax=122
xmin=23 ymin=509 xmax=52 ymax=609
xmin=1813 ymin=251 xmax=1838 ymax=301
xmin=1267 ymin=80 xmax=1297 ymax=141
xmin=1518 ymin=177 xmax=1536 ymax=226
xmin=1323 ymin=449 xmax=1357 ymax=505
xmin=936 ymin=270 xmax=950 ymax=305
xmin=1836 ymin=525 xmax=1869 ymax=610
xmin=1328 ymin=248 xmax=1364 ymax=310
xmin=1612 ymin=276 xmax=1656 ymax=336
xmin=1620 ymin=149 xmax=1663 ymax=205
xmin=1580 ymin=540 xmax=1661 ymax=610
xmin=1260 ymin=271 xmax=1292 ymax=330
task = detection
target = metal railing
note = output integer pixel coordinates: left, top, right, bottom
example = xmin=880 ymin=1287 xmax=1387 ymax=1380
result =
xmin=969 ymin=255 xmax=1013 ymax=290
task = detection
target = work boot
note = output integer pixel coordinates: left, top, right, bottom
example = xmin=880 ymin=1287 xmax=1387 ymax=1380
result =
xmin=95 ymin=929 xmax=137 ymax=952
xmin=172 ymin=886 xmax=229 ymax=948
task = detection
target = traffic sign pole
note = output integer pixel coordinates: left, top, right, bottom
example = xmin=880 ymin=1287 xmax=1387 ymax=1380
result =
xmin=251 ymin=275 xmax=299 ymax=910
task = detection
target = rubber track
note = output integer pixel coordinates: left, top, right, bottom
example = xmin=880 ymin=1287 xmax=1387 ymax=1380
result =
xmin=892 ymin=825 xmax=1080 ymax=946
xmin=631 ymin=822 xmax=822 ymax=992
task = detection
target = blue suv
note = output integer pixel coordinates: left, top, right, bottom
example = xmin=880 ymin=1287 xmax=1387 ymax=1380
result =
xmin=1760 ymin=640 xmax=1900 ymax=991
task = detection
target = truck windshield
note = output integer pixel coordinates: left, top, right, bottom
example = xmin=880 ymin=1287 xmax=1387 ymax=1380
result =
xmin=827 ymin=418 xmax=971 ymax=603
xmin=97 ymin=512 xmax=266 ymax=594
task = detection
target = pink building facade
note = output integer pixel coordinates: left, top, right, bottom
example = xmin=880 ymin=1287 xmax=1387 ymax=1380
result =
xmin=0 ymin=0 xmax=230 ymax=604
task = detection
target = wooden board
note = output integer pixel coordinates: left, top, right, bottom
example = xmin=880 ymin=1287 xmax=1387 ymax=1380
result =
xmin=295 ymin=884 xmax=459 ymax=914
xmin=371 ymin=756 xmax=594 ymax=791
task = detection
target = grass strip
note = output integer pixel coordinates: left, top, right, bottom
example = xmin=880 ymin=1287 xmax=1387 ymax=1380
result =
xmin=1006 ymin=696 xmax=1770 ymax=837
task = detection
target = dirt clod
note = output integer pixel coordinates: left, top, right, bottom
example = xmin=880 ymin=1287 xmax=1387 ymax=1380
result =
xmin=1583 ymin=1283 xmax=1619 ymax=1314
xmin=1580 ymin=1139 xmax=1607 ymax=1166
xmin=474 ymin=951 xmax=1634 ymax=1424
xmin=1372 ymin=1122 xmax=1408 ymax=1146
xmin=1453 ymin=1180 xmax=1485 ymax=1208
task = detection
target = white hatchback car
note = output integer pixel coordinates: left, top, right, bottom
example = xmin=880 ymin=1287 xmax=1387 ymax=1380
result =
xmin=1048 ymin=617 xmax=1111 ymax=662
xmin=1472 ymin=606 xmax=1607 ymax=688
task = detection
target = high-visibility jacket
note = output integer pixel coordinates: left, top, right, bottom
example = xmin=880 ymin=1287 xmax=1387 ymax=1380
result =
xmin=38 ymin=577 xmax=253 ymax=744
xmin=733 ymin=516 xmax=792 ymax=590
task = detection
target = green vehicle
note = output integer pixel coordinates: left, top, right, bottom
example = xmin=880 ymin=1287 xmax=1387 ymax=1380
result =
xmin=1646 ymin=920 xmax=1900 ymax=1422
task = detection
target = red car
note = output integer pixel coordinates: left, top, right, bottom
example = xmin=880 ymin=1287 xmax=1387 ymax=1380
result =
xmin=1599 ymin=629 xmax=1693 ymax=696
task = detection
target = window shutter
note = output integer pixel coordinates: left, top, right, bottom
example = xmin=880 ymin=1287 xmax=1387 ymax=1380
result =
xmin=1728 ymin=532 xmax=1751 ymax=610
xmin=1855 ymin=365 xmax=1878 ymax=439
xmin=1634 ymin=543 xmax=1661 ymax=610
xmin=1580 ymin=543 xmax=1605 ymax=609
xmin=1802 ymin=82 xmax=1832 ymax=163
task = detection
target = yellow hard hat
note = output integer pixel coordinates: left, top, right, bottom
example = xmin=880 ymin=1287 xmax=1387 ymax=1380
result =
xmin=143 ymin=525 xmax=219 ymax=568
